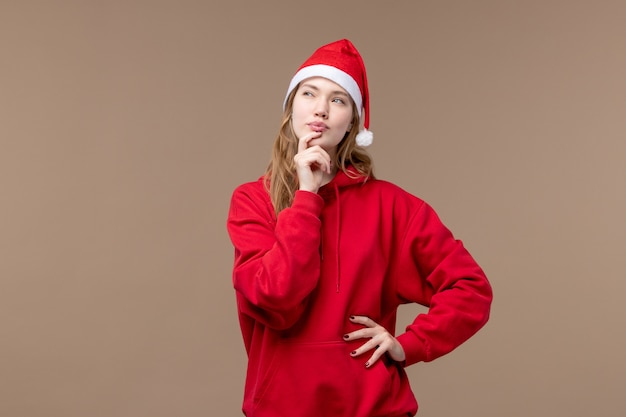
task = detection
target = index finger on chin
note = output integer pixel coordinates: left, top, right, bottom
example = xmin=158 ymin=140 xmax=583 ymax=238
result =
xmin=298 ymin=132 xmax=319 ymax=153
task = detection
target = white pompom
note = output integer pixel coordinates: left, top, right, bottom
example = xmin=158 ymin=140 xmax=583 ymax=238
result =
xmin=355 ymin=128 xmax=373 ymax=147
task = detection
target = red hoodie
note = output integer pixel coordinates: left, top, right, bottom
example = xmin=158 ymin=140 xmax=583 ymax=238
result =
xmin=227 ymin=168 xmax=492 ymax=417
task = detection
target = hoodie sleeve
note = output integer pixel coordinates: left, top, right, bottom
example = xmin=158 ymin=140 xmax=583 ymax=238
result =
xmin=227 ymin=183 xmax=324 ymax=330
xmin=394 ymin=201 xmax=493 ymax=366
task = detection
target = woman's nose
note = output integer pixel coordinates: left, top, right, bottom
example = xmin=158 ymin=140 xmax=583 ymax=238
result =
xmin=314 ymin=102 xmax=328 ymax=118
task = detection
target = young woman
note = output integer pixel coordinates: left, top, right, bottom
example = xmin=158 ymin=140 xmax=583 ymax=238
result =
xmin=227 ymin=39 xmax=492 ymax=417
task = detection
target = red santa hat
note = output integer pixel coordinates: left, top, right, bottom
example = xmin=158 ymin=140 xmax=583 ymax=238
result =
xmin=284 ymin=39 xmax=373 ymax=147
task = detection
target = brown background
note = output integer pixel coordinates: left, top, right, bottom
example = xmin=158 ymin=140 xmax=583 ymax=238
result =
xmin=1 ymin=1 xmax=624 ymax=416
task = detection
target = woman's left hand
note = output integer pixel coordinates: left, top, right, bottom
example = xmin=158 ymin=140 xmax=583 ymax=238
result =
xmin=343 ymin=315 xmax=406 ymax=368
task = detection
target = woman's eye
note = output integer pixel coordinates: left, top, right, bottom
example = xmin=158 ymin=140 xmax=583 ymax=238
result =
xmin=303 ymin=91 xmax=313 ymax=97
xmin=332 ymin=98 xmax=345 ymax=104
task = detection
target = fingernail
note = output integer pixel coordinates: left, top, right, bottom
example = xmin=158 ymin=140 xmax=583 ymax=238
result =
xmin=365 ymin=362 xmax=370 ymax=368
xmin=351 ymin=351 xmax=356 ymax=356
xmin=343 ymin=334 xmax=349 ymax=339
xmin=349 ymin=315 xmax=355 ymax=320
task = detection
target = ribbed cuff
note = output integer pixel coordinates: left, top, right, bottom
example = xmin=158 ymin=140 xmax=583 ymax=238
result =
xmin=396 ymin=331 xmax=429 ymax=367
xmin=292 ymin=190 xmax=324 ymax=216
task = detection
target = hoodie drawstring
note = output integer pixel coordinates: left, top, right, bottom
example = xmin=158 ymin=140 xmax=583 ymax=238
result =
xmin=319 ymin=168 xmax=366 ymax=294
xmin=333 ymin=183 xmax=341 ymax=293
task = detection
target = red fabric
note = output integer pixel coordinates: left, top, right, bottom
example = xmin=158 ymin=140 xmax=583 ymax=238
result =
xmin=227 ymin=169 xmax=492 ymax=417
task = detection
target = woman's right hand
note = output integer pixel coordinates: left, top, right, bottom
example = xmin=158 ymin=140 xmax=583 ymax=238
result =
xmin=293 ymin=132 xmax=332 ymax=193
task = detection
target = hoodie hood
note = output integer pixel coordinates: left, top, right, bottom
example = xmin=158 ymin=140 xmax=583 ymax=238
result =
xmin=318 ymin=166 xmax=369 ymax=199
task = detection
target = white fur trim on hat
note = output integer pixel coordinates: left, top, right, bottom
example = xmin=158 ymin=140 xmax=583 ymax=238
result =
xmin=356 ymin=128 xmax=373 ymax=147
xmin=284 ymin=64 xmax=363 ymax=115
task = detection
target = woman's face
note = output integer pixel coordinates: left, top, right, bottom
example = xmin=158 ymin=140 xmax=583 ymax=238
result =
xmin=291 ymin=77 xmax=354 ymax=155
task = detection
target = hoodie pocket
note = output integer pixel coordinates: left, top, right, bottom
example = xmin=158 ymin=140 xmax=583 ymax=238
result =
xmin=253 ymin=340 xmax=399 ymax=417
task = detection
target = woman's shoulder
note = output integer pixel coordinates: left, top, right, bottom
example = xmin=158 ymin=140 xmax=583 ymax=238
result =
xmin=228 ymin=177 xmax=277 ymax=221
xmin=230 ymin=177 xmax=270 ymax=204
xmin=364 ymin=179 xmax=450 ymax=233
xmin=366 ymin=178 xmax=425 ymax=204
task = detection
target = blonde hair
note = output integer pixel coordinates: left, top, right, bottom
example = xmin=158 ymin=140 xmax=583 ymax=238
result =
xmin=264 ymin=86 xmax=374 ymax=215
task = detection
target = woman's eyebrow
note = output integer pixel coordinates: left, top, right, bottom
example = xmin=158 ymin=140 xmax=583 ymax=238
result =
xmin=301 ymin=83 xmax=320 ymax=91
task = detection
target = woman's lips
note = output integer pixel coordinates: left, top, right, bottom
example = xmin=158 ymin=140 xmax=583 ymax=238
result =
xmin=308 ymin=122 xmax=328 ymax=132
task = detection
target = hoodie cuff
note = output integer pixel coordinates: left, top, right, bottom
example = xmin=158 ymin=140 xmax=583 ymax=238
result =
xmin=396 ymin=331 xmax=429 ymax=367
xmin=292 ymin=190 xmax=324 ymax=216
